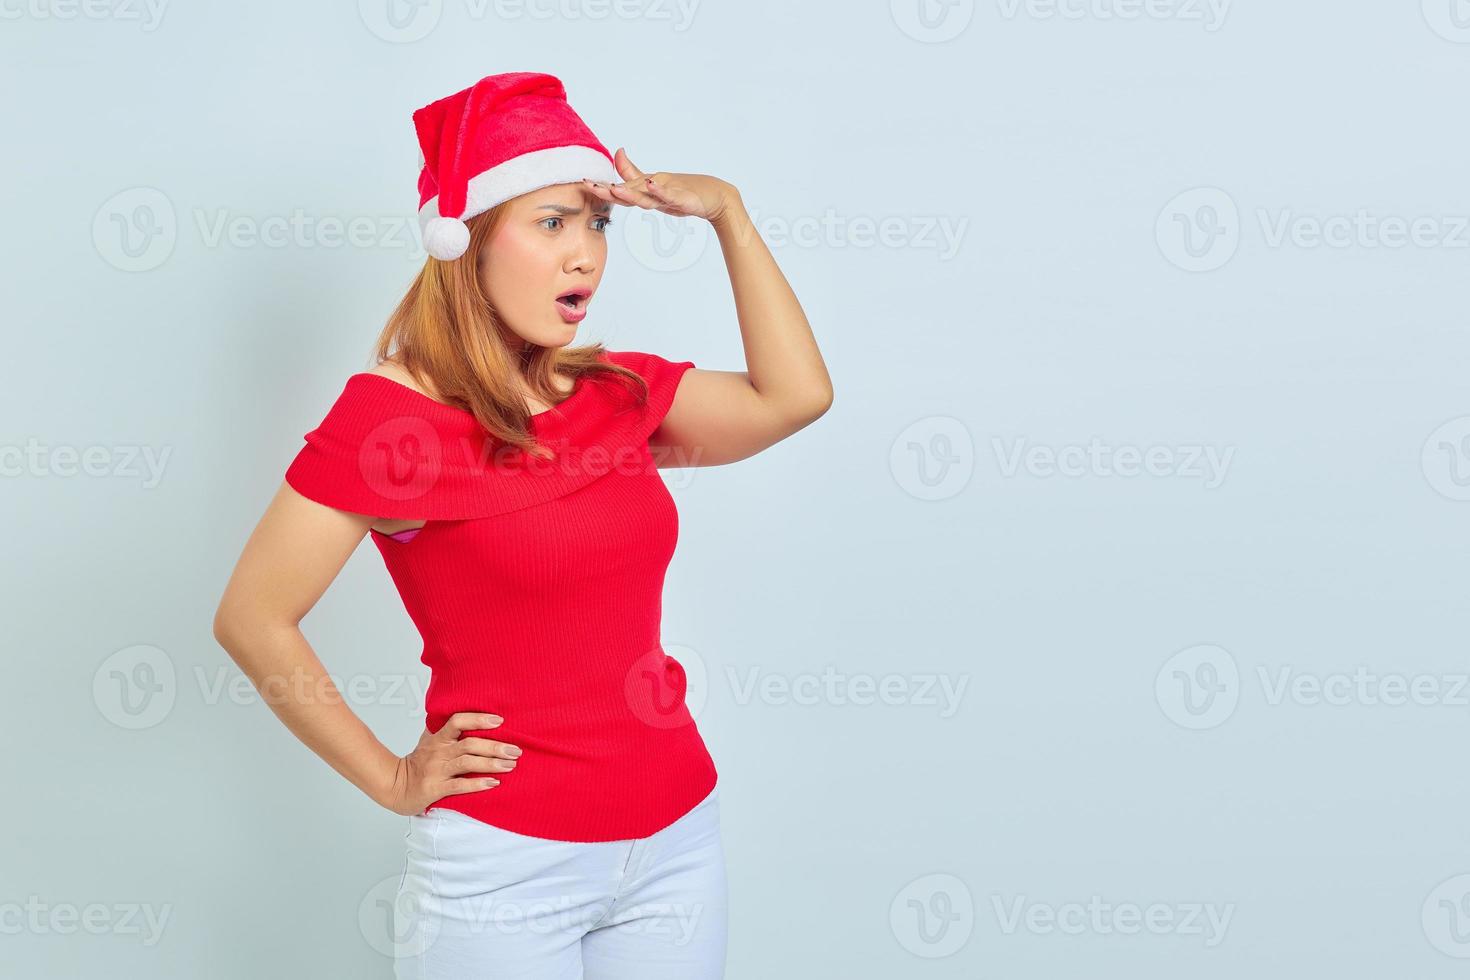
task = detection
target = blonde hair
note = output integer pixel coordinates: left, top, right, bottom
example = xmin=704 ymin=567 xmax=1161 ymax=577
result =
xmin=371 ymin=203 xmax=647 ymax=459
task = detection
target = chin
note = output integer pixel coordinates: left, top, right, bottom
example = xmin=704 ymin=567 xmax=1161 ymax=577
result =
xmin=523 ymin=339 xmax=573 ymax=353
xmin=546 ymin=324 xmax=580 ymax=346
xmin=507 ymin=324 xmax=574 ymax=351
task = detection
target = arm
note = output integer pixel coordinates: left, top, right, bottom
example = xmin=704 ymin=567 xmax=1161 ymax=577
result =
xmin=211 ymin=482 xmax=514 ymax=815
xmin=585 ymin=152 xmax=835 ymax=468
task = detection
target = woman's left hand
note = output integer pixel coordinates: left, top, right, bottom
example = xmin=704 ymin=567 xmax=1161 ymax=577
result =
xmin=582 ymin=148 xmax=738 ymax=224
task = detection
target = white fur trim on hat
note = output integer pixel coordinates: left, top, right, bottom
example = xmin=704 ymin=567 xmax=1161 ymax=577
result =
xmin=418 ymin=144 xmax=621 ymax=258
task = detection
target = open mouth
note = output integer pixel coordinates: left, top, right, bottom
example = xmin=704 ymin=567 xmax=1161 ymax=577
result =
xmin=556 ymin=288 xmax=592 ymax=310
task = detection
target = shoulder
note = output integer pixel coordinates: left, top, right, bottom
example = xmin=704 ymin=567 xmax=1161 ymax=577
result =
xmin=601 ymin=348 xmax=696 ymax=382
xmin=364 ymin=358 xmax=445 ymax=402
xmin=284 ymin=366 xmax=473 ymax=520
xmin=365 ymin=359 xmax=414 ymax=385
xmin=598 ymin=348 xmax=697 ymax=423
xmin=291 ymin=363 xmax=470 ymax=452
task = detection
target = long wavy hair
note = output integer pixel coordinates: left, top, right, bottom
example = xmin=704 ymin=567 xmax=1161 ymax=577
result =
xmin=371 ymin=202 xmax=648 ymax=459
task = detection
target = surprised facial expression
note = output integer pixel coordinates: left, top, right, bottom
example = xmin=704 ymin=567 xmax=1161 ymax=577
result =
xmin=478 ymin=183 xmax=614 ymax=349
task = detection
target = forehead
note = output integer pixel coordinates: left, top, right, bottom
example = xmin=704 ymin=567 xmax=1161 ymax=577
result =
xmin=517 ymin=183 xmax=612 ymax=215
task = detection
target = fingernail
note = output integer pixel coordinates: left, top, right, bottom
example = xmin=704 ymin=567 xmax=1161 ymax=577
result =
xmin=487 ymin=715 xmax=504 ymax=725
xmin=506 ymin=746 xmax=523 ymax=758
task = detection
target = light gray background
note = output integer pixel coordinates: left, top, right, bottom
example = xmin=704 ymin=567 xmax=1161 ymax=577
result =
xmin=4 ymin=1 xmax=1470 ymax=976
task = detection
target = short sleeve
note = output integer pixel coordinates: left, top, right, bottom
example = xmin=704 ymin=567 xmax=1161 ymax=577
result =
xmin=283 ymin=375 xmax=460 ymax=519
xmin=604 ymin=349 xmax=695 ymax=435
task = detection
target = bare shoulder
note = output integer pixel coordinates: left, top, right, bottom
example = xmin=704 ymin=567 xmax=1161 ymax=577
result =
xmin=365 ymin=358 xmax=442 ymax=400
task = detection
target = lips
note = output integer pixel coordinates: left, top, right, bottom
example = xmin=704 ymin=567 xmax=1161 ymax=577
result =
xmin=555 ymin=287 xmax=592 ymax=310
xmin=554 ymin=287 xmax=593 ymax=324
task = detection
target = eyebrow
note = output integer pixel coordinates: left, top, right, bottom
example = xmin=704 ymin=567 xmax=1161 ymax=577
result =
xmin=536 ymin=202 xmax=613 ymax=216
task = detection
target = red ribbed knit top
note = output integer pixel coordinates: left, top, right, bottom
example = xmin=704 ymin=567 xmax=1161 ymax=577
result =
xmin=284 ymin=349 xmax=718 ymax=842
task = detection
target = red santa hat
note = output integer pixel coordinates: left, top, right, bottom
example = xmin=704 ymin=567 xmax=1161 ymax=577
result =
xmin=412 ymin=71 xmax=620 ymax=261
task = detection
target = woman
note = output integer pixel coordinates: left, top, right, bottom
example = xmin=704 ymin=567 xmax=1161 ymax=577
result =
xmin=213 ymin=72 xmax=831 ymax=978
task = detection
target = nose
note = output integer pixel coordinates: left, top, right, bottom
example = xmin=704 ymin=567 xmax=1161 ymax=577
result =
xmin=561 ymin=188 xmax=607 ymax=275
xmin=564 ymin=225 xmax=601 ymax=276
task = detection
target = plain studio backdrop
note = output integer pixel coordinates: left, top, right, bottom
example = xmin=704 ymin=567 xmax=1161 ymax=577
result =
xmin=4 ymin=2 xmax=1470 ymax=977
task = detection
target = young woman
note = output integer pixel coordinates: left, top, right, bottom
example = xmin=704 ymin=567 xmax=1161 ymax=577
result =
xmin=212 ymin=72 xmax=831 ymax=978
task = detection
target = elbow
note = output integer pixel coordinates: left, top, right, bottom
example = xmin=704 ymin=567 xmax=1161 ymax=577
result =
xmin=213 ymin=600 xmax=267 ymax=652
xmin=800 ymin=384 xmax=834 ymax=423
xmin=212 ymin=605 xmax=243 ymax=650
xmin=814 ymin=383 xmax=834 ymax=417
xmin=214 ymin=597 xmax=303 ymax=651
xmin=777 ymin=388 xmax=833 ymax=436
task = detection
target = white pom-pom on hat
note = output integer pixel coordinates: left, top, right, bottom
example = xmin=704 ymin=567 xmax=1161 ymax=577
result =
xmin=423 ymin=216 xmax=470 ymax=261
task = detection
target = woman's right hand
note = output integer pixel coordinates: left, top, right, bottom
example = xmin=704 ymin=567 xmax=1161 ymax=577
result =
xmin=378 ymin=711 xmax=523 ymax=816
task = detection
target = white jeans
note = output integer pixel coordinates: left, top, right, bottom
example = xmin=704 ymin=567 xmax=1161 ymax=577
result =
xmin=392 ymin=786 xmax=727 ymax=979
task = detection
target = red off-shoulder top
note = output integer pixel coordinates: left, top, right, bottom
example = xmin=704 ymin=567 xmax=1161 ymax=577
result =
xmin=284 ymin=349 xmax=717 ymax=842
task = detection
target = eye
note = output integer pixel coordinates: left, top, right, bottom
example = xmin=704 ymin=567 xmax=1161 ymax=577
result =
xmin=594 ymin=216 xmax=613 ymax=233
xmin=540 ymin=216 xmax=563 ymax=231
